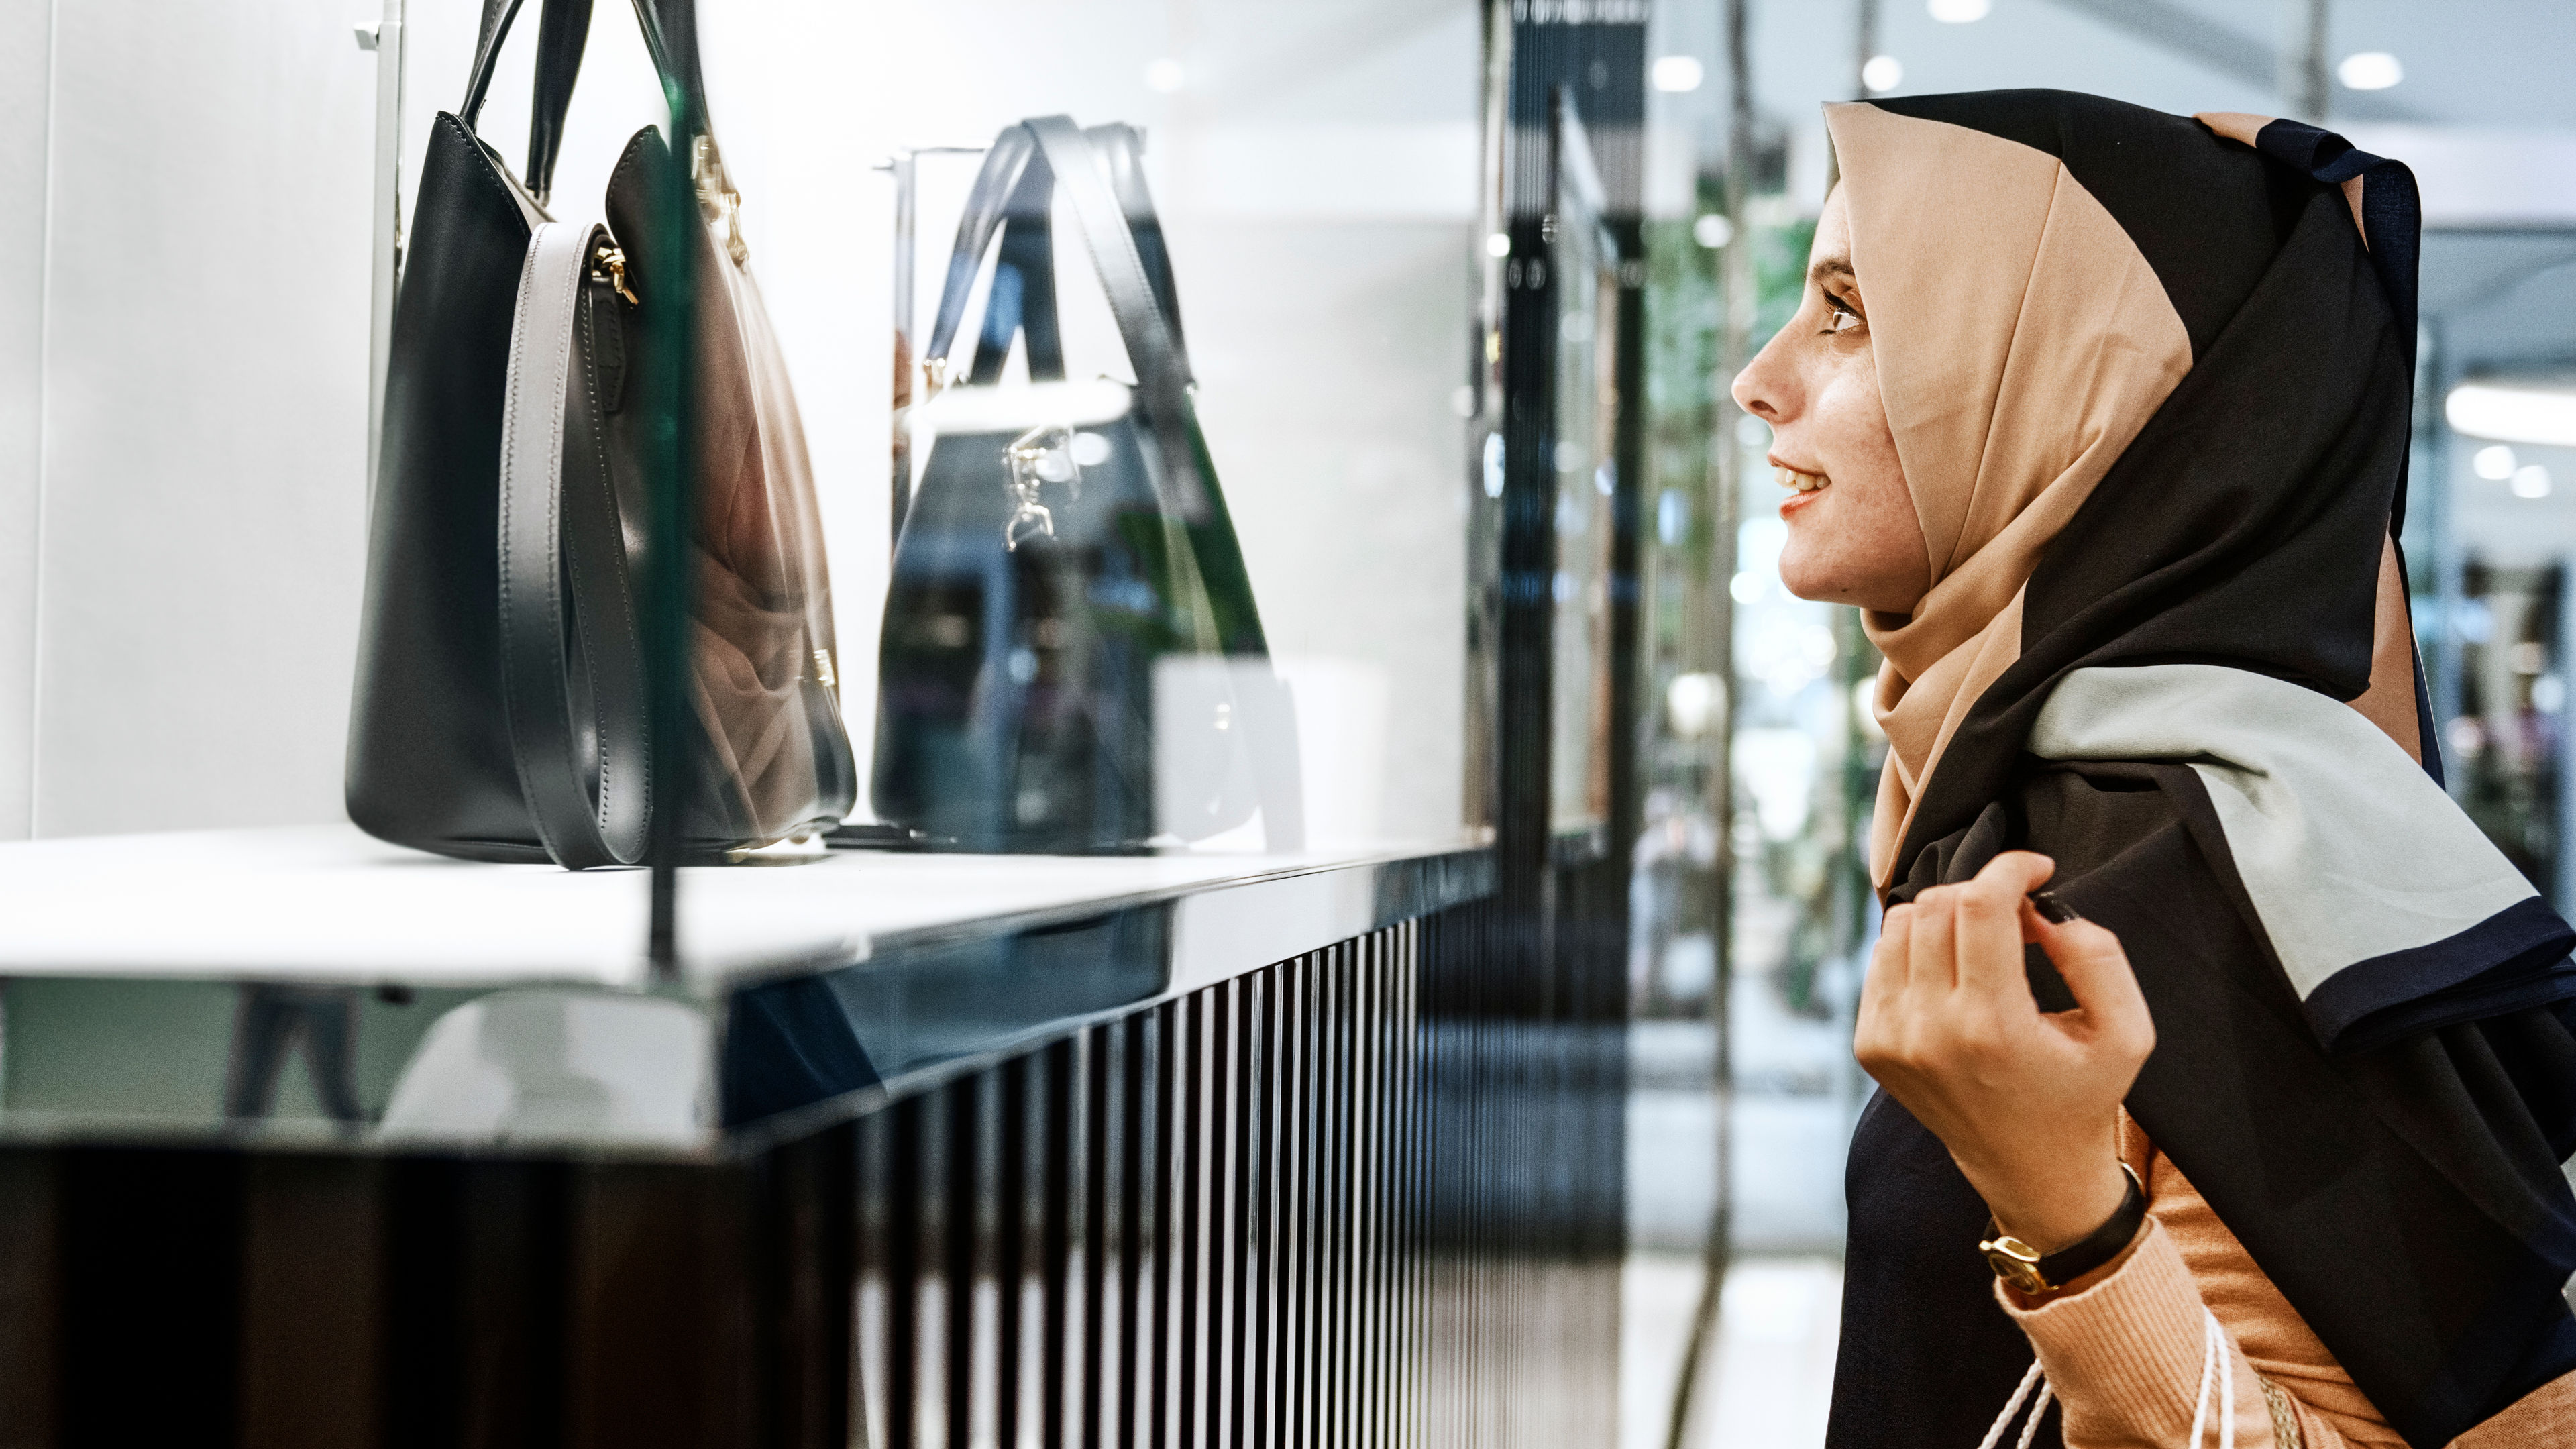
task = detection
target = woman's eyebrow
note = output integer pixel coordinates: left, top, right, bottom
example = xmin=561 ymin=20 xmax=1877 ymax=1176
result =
xmin=1809 ymin=256 xmax=1856 ymax=289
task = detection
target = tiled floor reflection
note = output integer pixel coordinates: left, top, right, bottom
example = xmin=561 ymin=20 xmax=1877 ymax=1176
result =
xmin=1626 ymin=951 xmax=1862 ymax=1445
xmin=1621 ymin=1255 xmax=1843 ymax=1449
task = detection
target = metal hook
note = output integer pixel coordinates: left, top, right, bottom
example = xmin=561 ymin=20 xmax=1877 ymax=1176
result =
xmin=1002 ymin=423 xmax=1081 ymax=549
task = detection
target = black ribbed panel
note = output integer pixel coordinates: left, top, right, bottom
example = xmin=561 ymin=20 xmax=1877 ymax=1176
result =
xmin=849 ymin=898 xmax=1621 ymax=1449
xmin=0 ymin=900 xmax=1619 ymax=1446
xmin=854 ymin=921 xmax=1428 ymax=1448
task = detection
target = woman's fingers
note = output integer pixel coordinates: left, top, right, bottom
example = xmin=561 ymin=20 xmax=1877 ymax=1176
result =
xmin=2025 ymin=904 xmax=2157 ymax=1060
xmin=1954 ymin=852 xmax=2053 ymax=1000
xmin=1855 ymin=905 xmax=1909 ymax=1065
xmin=1908 ymin=885 xmax=1962 ymax=989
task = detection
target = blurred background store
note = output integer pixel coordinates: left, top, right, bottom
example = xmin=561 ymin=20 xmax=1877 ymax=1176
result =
xmin=1621 ymin=4 xmax=2576 ymax=1446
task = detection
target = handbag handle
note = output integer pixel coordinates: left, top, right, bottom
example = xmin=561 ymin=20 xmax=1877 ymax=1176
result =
xmin=496 ymin=223 xmax=654 ymax=869
xmin=920 ymin=127 xmax=1042 ymax=380
xmin=1018 ymin=116 xmax=1212 ymax=530
xmin=922 ymin=122 xmax=1191 ymax=392
xmin=1023 ymin=119 xmax=1192 ymax=395
xmin=524 ymin=0 xmax=592 ymax=205
xmin=460 ymin=0 xmax=716 ymax=199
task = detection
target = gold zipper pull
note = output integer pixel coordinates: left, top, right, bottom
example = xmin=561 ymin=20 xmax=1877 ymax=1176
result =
xmin=590 ymin=242 xmax=639 ymax=305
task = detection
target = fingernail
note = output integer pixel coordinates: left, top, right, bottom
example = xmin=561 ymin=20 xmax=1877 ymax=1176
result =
xmin=2029 ymin=890 xmax=2080 ymax=924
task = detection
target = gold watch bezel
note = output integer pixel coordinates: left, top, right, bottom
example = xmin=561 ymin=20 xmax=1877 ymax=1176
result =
xmin=1978 ymin=1162 xmax=2146 ymax=1295
xmin=1978 ymin=1232 xmax=2053 ymax=1295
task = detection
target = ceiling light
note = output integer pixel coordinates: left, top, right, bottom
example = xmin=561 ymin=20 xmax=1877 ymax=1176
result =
xmin=2447 ymin=380 xmax=2576 ymax=447
xmin=1928 ymin=0 xmax=1990 ymax=20
xmin=1144 ymin=58 xmax=1185 ymax=93
xmin=1652 ymin=55 xmax=1704 ymax=93
xmin=2473 ymin=445 xmax=2518 ymax=480
xmin=2512 ymin=464 xmax=2553 ymax=500
xmin=2337 ymin=52 xmax=2402 ymax=91
xmin=1692 ymin=213 xmax=1735 ymax=249
xmin=1862 ymin=54 xmax=1904 ymax=93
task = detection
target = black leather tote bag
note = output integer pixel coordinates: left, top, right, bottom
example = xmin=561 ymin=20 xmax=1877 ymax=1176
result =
xmin=873 ymin=118 xmax=1301 ymax=854
xmin=347 ymin=0 xmax=855 ymax=868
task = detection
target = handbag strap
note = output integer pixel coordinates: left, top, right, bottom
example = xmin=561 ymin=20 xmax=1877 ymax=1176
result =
xmin=1020 ymin=114 xmax=1218 ymax=531
xmin=922 ymin=122 xmax=1190 ymax=387
xmin=524 ymin=0 xmax=594 ymax=205
xmin=921 ymin=127 xmax=1042 ymax=376
xmin=1023 ymin=117 xmax=1195 ymax=395
xmin=969 ymin=157 xmax=1067 ymax=384
xmin=462 ymin=0 xmax=710 ymax=201
xmin=497 ymin=223 xmax=653 ymax=869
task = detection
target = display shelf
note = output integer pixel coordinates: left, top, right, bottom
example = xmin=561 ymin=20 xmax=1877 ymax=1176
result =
xmin=0 ymin=826 xmax=1489 ymax=1153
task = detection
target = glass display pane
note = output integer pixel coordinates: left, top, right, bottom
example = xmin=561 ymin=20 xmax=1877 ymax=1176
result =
xmin=1550 ymin=114 xmax=1620 ymax=841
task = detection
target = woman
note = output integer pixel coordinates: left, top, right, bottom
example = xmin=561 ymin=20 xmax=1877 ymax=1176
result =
xmin=1731 ymin=91 xmax=2576 ymax=1448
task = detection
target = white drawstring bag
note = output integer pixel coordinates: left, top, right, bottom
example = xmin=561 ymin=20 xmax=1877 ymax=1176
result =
xmin=1984 ymin=1308 xmax=2241 ymax=1449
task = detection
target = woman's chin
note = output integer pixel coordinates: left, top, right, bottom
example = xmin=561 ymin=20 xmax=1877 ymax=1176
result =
xmin=1774 ymin=561 xmax=1839 ymax=605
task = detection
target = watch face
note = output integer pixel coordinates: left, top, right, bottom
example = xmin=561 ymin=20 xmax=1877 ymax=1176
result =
xmin=1980 ymin=1234 xmax=2051 ymax=1295
xmin=1984 ymin=1250 xmax=2051 ymax=1296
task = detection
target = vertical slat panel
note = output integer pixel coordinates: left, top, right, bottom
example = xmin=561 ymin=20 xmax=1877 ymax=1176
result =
xmin=239 ymin=1156 xmax=384 ymax=1449
xmin=1171 ymin=994 xmax=1207 ymax=1449
xmin=1042 ymin=1036 xmax=1078 ymax=1448
xmin=1080 ymin=1023 xmax=1116 ymax=1449
xmin=1117 ymin=1012 xmax=1149 ymax=1449
xmin=946 ymin=1077 xmax=981 ymax=1449
xmin=856 ymin=1112 xmax=892 ymax=1449
xmin=0 ymin=1150 xmax=58 ymax=1449
xmin=994 ymin=1046 xmax=1025 ymax=1444
xmin=884 ymin=1097 xmax=924 ymax=1449
xmin=1279 ymin=954 xmax=1311 ymax=1449
xmin=828 ymin=900 xmax=1615 ymax=1449
xmin=1244 ymin=969 xmax=1275 ymax=1449
xmin=916 ymin=1087 xmax=951 ymax=1449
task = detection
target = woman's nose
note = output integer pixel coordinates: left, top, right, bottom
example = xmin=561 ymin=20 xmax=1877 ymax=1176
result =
xmin=1731 ymin=337 xmax=1791 ymax=422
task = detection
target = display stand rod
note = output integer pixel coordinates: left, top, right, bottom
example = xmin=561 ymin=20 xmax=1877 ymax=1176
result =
xmin=886 ymin=148 xmax=916 ymax=555
xmin=877 ymin=146 xmax=988 ymax=556
xmin=2559 ymin=557 xmax=2576 ymax=917
xmin=356 ymin=0 xmax=408 ymax=501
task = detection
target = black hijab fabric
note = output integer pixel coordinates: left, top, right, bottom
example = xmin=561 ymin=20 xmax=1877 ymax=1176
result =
xmin=1823 ymin=92 xmax=2576 ymax=1449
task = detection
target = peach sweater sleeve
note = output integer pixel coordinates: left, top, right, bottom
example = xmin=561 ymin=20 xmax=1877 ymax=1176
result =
xmin=1996 ymin=1117 xmax=2401 ymax=1448
xmin=1994 ymin=1118 xmax=2576 ymax=1447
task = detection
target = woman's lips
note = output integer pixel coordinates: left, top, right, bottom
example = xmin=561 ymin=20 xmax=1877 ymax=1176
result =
xmin=1774 ymin=463 xmax=1829 ymax=514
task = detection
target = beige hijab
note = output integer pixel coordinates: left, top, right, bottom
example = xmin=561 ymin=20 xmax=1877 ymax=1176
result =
xmin=1831 ymin=103 xmax=2420 ymax=882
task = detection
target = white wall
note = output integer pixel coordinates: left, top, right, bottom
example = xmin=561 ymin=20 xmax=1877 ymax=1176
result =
xmin=1 ymin=0 xmax=377 ymax=840
xmin=0 ymin=1 xmax=51 ymax=838
xmin=0 ymin=0 xmax=1477 ymax=847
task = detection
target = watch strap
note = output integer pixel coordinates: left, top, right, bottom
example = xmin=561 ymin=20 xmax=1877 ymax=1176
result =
xmin=1980 ymin=1162 xmax=2147 ymax=1294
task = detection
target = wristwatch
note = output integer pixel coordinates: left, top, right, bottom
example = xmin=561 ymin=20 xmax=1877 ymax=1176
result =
xmin=1978 ymin=1163 xmax=2147 ymax=1295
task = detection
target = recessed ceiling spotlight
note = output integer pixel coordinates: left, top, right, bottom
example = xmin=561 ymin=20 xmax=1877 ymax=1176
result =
xmin=1928 ymin=0 xmax=1991 ymax=21
xmin=1652 ymin=55 xmax=1705 ymax=93
xmin=2474 ymin=445 xmax=2518 ymax=480
xmin=1862 ymin=54 xmax=1904 ymax=93
xmin=2512 ymin=464 xmax=2553 ymax=500
xmin=2337 ymin=52 xmax=2402 ymax=91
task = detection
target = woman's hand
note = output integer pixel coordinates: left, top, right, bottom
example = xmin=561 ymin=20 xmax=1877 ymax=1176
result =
xmin=1856 ymin=851 xmax=2155 ymax=1254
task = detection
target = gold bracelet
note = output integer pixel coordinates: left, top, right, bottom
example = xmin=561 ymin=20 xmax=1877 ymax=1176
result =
xmin=2257 ymin=1375 xmax=2303 ymax=1449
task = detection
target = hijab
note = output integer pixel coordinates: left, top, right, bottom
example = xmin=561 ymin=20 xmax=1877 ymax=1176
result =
xmin=1819 ymin=91 xmax=2576 ymax=1448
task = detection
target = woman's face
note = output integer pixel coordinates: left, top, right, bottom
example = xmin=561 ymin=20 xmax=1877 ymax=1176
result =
xmin=1730 ymin=188 xmax=1929 ymax=614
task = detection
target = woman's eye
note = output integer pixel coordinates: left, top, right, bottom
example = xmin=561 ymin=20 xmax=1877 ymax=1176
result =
xmin=1823 ymin=296 xmax=1863 ymax=334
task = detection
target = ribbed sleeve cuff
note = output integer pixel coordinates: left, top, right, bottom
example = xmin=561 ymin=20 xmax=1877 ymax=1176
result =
xmin=1997 ymin=1218 xmax=2277 ymax=1447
